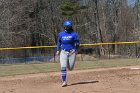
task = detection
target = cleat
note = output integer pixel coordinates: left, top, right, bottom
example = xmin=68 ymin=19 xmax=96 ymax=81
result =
xmin=62 ymin=81 xmax=67 ymax=87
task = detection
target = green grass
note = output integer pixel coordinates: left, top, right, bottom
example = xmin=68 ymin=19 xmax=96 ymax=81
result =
xmin=0 ymin=58 xmax=140 ymax=77
xmin=75 ymin=58 xmax=140 ymax=70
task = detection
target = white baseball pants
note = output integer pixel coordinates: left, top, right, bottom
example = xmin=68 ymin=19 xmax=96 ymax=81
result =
xmin=60 ymin=50 xmax=76 ymax=70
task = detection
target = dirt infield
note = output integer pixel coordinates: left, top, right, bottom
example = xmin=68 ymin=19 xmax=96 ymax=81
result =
xmin=0 ymin=66 xmax=140 ymax=93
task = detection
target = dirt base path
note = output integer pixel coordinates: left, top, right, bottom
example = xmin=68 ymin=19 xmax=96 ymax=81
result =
xmin=0 ymin=66 xmax=140 ymax=93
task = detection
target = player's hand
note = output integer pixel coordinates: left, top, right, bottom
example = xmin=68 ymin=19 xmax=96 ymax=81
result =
xmin=70 ymin=49 xmax=76 ymax=54
xmin=56 ymin=51 xmax=60 ymax=56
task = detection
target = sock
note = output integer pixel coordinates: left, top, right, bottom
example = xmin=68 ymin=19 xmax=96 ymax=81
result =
xmin=61 ymin=68 xmax=66 ymax=81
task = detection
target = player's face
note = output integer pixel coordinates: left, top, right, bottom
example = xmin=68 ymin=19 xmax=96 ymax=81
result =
xmin=64 ymin=26 xmax=72 ymax=32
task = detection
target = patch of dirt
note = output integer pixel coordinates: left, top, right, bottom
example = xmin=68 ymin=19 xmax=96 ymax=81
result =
xmin=0 ymin=66 xmax=140 ymax=93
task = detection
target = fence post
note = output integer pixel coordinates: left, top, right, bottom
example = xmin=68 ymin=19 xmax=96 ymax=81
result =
xmin=108 ymin=44 xmax=110 ymax=59
xmin=135 ymin=44 xmax=138 ymax=58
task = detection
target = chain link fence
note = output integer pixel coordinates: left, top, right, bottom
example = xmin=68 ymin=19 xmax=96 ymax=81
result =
xmin=0 ymin=42 xmax=140 ymax=64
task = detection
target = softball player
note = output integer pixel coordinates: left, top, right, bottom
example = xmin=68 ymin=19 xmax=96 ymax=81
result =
xmin=56 ymin=19 xmax=80 ymax=87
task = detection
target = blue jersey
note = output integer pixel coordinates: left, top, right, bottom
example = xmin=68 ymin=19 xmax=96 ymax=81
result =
xmin=56 ymin=30 xmax=80 ymax=51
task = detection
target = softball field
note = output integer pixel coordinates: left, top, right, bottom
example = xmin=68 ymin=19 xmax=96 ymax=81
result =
xmin=0 ymin=59 xmax=140 ymax=93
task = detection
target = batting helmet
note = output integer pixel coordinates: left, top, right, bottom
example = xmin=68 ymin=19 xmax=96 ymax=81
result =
xmin=63 ymin=20 xmax=73 ymax=27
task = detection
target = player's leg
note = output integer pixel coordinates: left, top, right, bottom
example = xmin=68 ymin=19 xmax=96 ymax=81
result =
xmin=60 ymin=50 xmax=68 ymax=87
xmin=68 ymin=52 xmax=76 ymax=71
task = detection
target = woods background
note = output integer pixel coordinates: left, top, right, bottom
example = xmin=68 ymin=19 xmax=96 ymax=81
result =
xmin=0 ymin=0 xmax=140 ymax=60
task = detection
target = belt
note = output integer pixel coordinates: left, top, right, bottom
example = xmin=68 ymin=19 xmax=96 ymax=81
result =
xmin=62 ymin=49 xmax=73 ymax=52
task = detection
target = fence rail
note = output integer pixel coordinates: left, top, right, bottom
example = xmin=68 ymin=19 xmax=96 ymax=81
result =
xmin=0 ymin=41 xmax=140 ymax=50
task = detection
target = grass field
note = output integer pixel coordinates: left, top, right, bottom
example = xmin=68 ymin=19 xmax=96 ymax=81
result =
xmin=0 ymin=58 xmax=140 ymax=77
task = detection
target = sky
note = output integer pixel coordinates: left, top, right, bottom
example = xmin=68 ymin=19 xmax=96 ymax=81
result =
xmin=128 ymin=0 xmax=136 ymax=6
xmin=79 ymin=0 xmax=137 ymax=6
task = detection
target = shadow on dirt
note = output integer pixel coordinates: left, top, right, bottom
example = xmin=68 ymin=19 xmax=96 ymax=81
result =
xmin=68 ymin=81 xmax=99 ymax=86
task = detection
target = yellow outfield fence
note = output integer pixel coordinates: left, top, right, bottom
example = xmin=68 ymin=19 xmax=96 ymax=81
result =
xmin=0 ymin=46 xmax=56 ymax=51
xmin=80 ymin=41 xmax=140 ymax=46
xmin=0 ymin=41 xmax=140 ymax=51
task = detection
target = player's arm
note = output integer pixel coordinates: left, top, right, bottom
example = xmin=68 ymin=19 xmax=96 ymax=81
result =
xmin=56 ymin=34 xmax=61 ymax=55
xmin=74 ymin=33 xmax=80 ymax=51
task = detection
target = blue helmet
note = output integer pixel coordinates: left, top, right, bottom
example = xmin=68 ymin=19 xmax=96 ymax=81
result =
xmin=63 ymin=20 xmax=73 ymax=27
